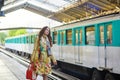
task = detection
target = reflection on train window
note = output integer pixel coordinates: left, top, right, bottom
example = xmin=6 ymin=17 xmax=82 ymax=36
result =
xmin=66 ymin=29 xmax=72 ymax=45
xmin=107 ymin=24 xmax=112 ymax=44
xmin=80 ymin=29 xmax=82 ymax=44
xmin=60 ymin=31 xmax=64 ymax=45
xmin=53 ymin=31 xmax=57 ymax=44
xmin=75 ymin=30 xmax=79 ymax=44
xmin=86 ymin=26 xmax=95 ymax=45
xmin=75 ymin=29 xmax=82 ymax=45
xmin=100 ymin=26 xmax=104 ymax=44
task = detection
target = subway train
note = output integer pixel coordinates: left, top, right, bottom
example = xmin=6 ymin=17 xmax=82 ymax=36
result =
xmin=5 ymin=13 xmax=120 ymax=80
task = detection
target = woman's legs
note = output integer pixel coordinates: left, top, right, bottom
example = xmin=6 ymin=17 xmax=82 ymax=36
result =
xmin=42 ymin=74 xmax=48 ymax=80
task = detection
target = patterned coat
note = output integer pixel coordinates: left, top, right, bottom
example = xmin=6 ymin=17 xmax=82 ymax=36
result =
xmin=31 ymin=35 xmax=56 ymax=75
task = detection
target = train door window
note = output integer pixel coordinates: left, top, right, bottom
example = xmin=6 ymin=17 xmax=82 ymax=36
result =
xmin=29 ymin=36 xmax=31 ymax=43
xmin=100 ymin=26 xmax=104 ymax=44
xmin=32 ymin=35 xmax=35 ymax=43
xmin=53 ymin=31 xmax=57 ymax=44
xmin=15 ymin=38 xmax=16 ymax=43
xmin=12 ymin=39 xmax=13 ymax=43
xmin=11 ymin=39 xmax=12 ymax=43
xmin=60 ymin=31 xmax=64 ymax=45
xmin=23 ymin=37 xmax=25 ymax=43
xmin=107 ymin=24 xmax=112 ymax=44
xmin=31 ymin=35 xmax=33 ymax=43
xmin=86 ymin=26 xmax=95 ymax=45
xmin=16 ymin=38 xmax=17 ymax=43
xmin=29 ymin=36 xmax=30 ymax=43
xmin=18 ymin=38 xmax=19 ymax=43
xmin=21 ymin=37 xmax=23 ymax=43
xmin=80 ymin=29 xmax=82 ymax=44
xmin=32 ymin=35 xmax=34 ymax=43
xmin=17 ymin=38 xmax=19 ymax=43
xmin=19 ymin=38 xmax=21 ymax=43
xmin=66 ymin=29 xmax=72 ymax=45
xmin=20 ymin=38 xmax=21 ymax=43
xmin=34 ymin=35 xmax=37 ymax=41
xmin=75 ymin=29 xmax=82 ymax=45
xmin=26 ymin=36 xmax=29 ymax=43
xmin=75 ymin=30 xmax=79 ymax=44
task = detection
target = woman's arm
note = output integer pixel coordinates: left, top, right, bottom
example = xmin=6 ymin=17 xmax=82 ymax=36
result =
xmin=49 ymin=55 xmax=57 ymax=65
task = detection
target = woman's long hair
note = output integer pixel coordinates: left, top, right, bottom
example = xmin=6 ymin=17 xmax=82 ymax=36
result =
xmin=38 ymin=26 xmax=52 ymax=47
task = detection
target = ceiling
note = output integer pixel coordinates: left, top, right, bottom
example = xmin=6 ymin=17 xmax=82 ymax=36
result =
xmin=2 ymin=0 xmax=120 ymax=23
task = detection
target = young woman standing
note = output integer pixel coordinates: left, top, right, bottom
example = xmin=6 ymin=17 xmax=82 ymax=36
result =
xmin=31 ymin=26 xmax=57 ymax=80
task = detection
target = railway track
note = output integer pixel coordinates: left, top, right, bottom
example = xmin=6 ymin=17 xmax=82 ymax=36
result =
xmin=0 ymin=48 xmax=80 ymax=80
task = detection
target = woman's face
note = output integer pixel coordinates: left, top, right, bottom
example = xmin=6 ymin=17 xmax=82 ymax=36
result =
xmin=44 ymin=27 xmax=50 ymax=35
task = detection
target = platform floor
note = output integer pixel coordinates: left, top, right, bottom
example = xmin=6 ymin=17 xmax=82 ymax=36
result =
xmin=0 ymin=50 xmax=42 ymax=80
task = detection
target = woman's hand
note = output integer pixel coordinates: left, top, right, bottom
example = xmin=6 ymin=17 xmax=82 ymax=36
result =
xmin=53 ymin=61 xmax=57 ymax=65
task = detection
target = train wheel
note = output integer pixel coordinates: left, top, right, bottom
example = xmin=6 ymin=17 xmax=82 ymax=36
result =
xmin=91 ymin=70 xmax=102 ymax=80
xmin=105 ymin=73 xmax=115 ymax=80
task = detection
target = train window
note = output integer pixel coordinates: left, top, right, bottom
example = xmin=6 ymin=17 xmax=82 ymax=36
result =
xmin=30 ymin=36 xmax=32 ymax=43
xmin=19 ymin=38 xmax=21 ymax=43
xmin=26 ymin=36 xmax=29 ymax=43
xmin=86 ymin=26 xmax=95 ymax=45
xmin=32 ymin=35 xmax=35 ymax=44
xmin=60 ymin=31 xmax=64 ymax=45
xmin=100 ymin=26 xmax=104 ymax=44
xmin=34 ymin=35 xmax=37 ymax=41
xmin=20 ymin=37 xmax=21 ymax=43
xmin=24 ymin=37 xmax=26 ymax=43
xmin=28 ymin=36 xmax=31 ymax=43
xmin=75 ymin=29 xmax=82 ymax=45
xmin=53 ymin=31 xmax=57 ymax=44
xmin=107 ymin=24 xmax=112 ymax=44
xmin=80 ymin=29 xmax=82 ymax=44
xmin=66 ymin=29 xmax=72 ymax=45
xmin=17 ymin=38 xmax=19 ymax=43
xmin=20 ymin=37 xmax=22 ymax=43
xmin=16 ymin=38 xmax=17 ymax=43
xmin=15 ymin=38 xmax=16 ymax=43
xmin=22 ymin=37 xmax=24 ymax=43
xmin=13 ymin=38 xmax=14 ymax=43
xmin=16 ymin=38 xmax=18 ymax=43
xmin=31 ymin=35 xmax=35 ymax=43
xmin=75 ymin=30 xmax=79 ymax=44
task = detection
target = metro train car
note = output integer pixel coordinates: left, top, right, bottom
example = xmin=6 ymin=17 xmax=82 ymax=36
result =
xmin=51 ymin=13 xmax=120 ymax=80
xmin=5 ymin=13 xmax=120 ymax=80
xmin=5 ymin=33 xmax=37 ymax=56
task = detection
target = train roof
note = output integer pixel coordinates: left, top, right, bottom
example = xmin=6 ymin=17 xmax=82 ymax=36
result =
xmin=51 ymin=12 xmax=120 ymax=31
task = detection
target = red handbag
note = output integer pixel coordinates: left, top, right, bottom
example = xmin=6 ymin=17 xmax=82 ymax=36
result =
xmin=26 ymin=63 xmax=37 ymax=80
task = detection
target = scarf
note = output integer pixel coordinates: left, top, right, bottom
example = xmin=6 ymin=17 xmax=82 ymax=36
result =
xmin=41 ymin=35 xmax=52 ymax=56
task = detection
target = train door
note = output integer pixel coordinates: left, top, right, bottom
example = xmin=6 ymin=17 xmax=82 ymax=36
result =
xmin=74 ymin=28 xmax=83 ymax=63
xmin=59 ymin=31 xmax=65 ymax=60
xmin=99 ymin=23 xmax=112 ymax=68
xmin=99 ymin=24 xmax=105 ymax=67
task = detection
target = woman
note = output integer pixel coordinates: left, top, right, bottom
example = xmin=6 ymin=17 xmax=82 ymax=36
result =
xmin=31 ymin=26 xmax=57 ymax=80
